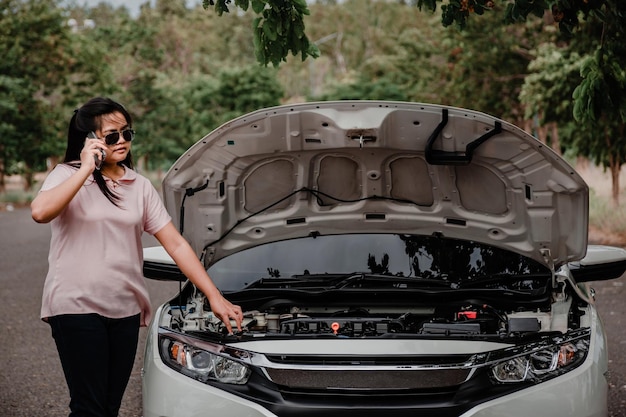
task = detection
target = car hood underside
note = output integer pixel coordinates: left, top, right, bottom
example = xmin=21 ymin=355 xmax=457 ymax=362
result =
xmin=161 ymin=101 xmax=588 ymax=268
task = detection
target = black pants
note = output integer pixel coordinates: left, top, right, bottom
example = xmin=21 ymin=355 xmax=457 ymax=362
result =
xmin=48 ymin=313 xmax=140 ymax=417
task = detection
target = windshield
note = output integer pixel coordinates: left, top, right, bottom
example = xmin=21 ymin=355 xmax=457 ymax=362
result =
xmin=207 ymin=234 xmax=549 ymax=291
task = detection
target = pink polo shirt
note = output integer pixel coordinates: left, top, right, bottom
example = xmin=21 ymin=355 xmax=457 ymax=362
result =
xmin=39 ymin=164 xmax=171 ymax=326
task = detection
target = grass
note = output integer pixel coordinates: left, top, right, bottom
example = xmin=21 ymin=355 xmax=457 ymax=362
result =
xmin=589 ymin=189 xmax=626 ymax=235
xmin=0 ymin=189 xmax=35 ymax=208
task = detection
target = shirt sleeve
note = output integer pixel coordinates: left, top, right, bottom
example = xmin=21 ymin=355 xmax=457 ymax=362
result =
xmin=40 ymin=164 xmax=77 ymax=191
xmin=143 ymin=179 xmax=172 ymax=235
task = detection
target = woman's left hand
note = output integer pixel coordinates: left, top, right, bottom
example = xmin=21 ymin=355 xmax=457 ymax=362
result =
xmin=155 ymin=222 xmax=245 ymax=334
xmin=207 ymin=293 xmax=244 ymax=334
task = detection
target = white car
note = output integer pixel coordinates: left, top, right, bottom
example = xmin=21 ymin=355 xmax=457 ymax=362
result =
xmin=142 ymin=101 xmax=626 ymax=417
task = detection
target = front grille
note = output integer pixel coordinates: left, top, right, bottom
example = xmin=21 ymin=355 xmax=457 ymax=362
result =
xmin=265 ymin=368 xmax=471 ymax=390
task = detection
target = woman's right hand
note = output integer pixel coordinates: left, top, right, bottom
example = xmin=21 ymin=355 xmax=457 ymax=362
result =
xmin=81 ymin=134 xmax=107 ymax=171
xmin=31 ymin=140 xmax=97 ymax=223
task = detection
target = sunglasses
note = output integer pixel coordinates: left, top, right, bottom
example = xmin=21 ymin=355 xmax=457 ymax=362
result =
xmin=103 ymin=129 xmax=135 ymax=145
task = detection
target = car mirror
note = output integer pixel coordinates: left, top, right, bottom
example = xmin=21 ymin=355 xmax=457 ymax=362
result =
xmin=568 ymin=245 xmax=626 ymax=283
xmin=143 ymin=246 xmax=186 ymax=282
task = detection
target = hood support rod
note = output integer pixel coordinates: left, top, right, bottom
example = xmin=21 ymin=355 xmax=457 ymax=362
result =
xmin=179 ymin=180 xmax=209 ymax=235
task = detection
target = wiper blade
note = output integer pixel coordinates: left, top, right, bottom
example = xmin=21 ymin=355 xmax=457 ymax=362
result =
xmin=459 ymin=272 xmax=551 ymax=288
xmin=244 ymin=274 xmax=354 ymax=289
xmin=244 ymin=273 xmax=458 ymax=290
xmin=331 ymin=274 xmax=457 ymax=290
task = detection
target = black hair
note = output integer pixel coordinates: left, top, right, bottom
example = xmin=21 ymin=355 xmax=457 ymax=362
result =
xmin=65 ymin=97 xmax=135 ymax=206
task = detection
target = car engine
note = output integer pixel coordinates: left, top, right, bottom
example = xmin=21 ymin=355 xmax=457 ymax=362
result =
xmin=163 ymin=290 xmax=579 ymax=340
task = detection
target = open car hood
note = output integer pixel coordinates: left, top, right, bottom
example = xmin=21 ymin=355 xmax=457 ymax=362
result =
xmin=161 ymin=101 xmax=588 ymax=268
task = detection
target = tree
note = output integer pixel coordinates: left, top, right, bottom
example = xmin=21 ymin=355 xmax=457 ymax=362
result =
xmin=130 ymin=65 xmax=283 ymax=172
xmin=412 ymin=0 xmax=626 ymax=205
xmin=519 ymin=44 xmax=583 ymax=154
xmin=414 ymin=1 xmax=626 ymax=120
xmin=278 ymin=0 xmax=447 ymax=101
xmin=517 ymin=5 xmax=626 ymax=205
xmin=218 ymin=1 xmax=624 ymax=122
xmin=0 ymin=0 xmax=113 ymax=191
xmin=570 ymin=46 xmax=626 ymax=206
xmin=5 ymin=0 xmax=623 ymax=197
xmin=317 ymin=77 xmax=409 ymax=101
xmin=434 ymin=5 xmax=551 ymax=124
xmin=65 ymin=0 xmax=266 ymax=172
xmin=202 ymin=0 xmax=320 ymax=66
xmin=0 ymin=76 xmax=28 ymax=190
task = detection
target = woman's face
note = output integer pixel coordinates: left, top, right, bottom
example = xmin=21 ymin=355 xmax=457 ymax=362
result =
xmin=97 ymin=111 xmax=132 ymax=166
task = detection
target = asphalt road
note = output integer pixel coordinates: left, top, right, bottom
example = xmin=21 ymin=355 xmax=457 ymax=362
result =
xmin=1 ymin=207 xmax=625 ymax=416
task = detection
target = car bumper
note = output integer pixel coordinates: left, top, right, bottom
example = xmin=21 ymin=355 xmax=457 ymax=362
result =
xmin=143 ymin=308 xmax=609 ymax=417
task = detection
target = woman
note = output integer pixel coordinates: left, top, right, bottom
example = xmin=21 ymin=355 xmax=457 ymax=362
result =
xmin=31 ymin=97 xmax=243 ymax=417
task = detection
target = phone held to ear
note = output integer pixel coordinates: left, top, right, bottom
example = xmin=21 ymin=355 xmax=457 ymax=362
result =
xmin=87 ymin=131 xmax=107 ymax=170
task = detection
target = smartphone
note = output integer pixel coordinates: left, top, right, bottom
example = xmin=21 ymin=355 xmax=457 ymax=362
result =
xmin=87 ymin=131 xmax=106 ymax=170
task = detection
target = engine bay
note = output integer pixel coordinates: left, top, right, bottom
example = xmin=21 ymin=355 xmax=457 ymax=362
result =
xmin=160 ymin=287 xmax=585 ymax=341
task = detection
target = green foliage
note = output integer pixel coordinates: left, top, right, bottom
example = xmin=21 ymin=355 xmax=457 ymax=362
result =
xmin=520 ymin=43 xmax=583 ymax=123
xmin=569 ymin=1 xmax=626 ymax=126
xmin=213 ymin=65 xmax=284 ymax=118
xmin=286 ymin=0 xmax=446 ymax=102
xmin=503 ymin=0 xmax=549 ymax=21
xmin=0 ymin=0 xmax=69 ymax=93
xmin=416 ymin=0 xmax=606 ymax=33
xmin=3 ymin=0 xmax=626 ymax=200
xmin=0 ymin=0 xmax=291 ymax=183
xmin=435 ymin=4 xmax=542 ymax=122
xmin=572 ymin=48 xmax=626 ymax=124
xmin=0 ymin=0 xmax=91 ymax=184
xmin=317 ymin=77 xmax=409 ymax=101
xmin=412 ymin=1 xmax=626 ymax=122
xmin=0 ymin=75 xmax=24 ymax=176
xmin=203 ymin=0 xmax=320 ymax=66
xmin=517 ymin=1 xmax=626 ymax=199
xmin=417 ymin=0 xmax=500 ymax=29
xmin=131 ymin=65 xmax=283 ymax=169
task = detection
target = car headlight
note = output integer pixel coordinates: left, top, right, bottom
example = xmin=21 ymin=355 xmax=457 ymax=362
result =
xmin=490 ymin=331 xmax=590 ymax=383
xmin=159 ymin=335 xmax=251 ymax=384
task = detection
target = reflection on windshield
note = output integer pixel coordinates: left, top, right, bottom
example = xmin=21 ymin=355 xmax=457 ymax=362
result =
xmin=207 ymin=234 xmax=548 ymax=291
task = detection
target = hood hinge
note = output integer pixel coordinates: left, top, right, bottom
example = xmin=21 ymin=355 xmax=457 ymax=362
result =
xmin=546 ymin=246 xmax=593 ymax=304
xmin=540 ymin=248 xmax=558 ymax=288
xmin=554 ymin=263 xmax=593 ymax=304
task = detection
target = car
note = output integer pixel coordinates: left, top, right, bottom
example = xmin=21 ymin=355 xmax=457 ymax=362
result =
xmin=141 ymin=101 xmax=626 ymax=417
